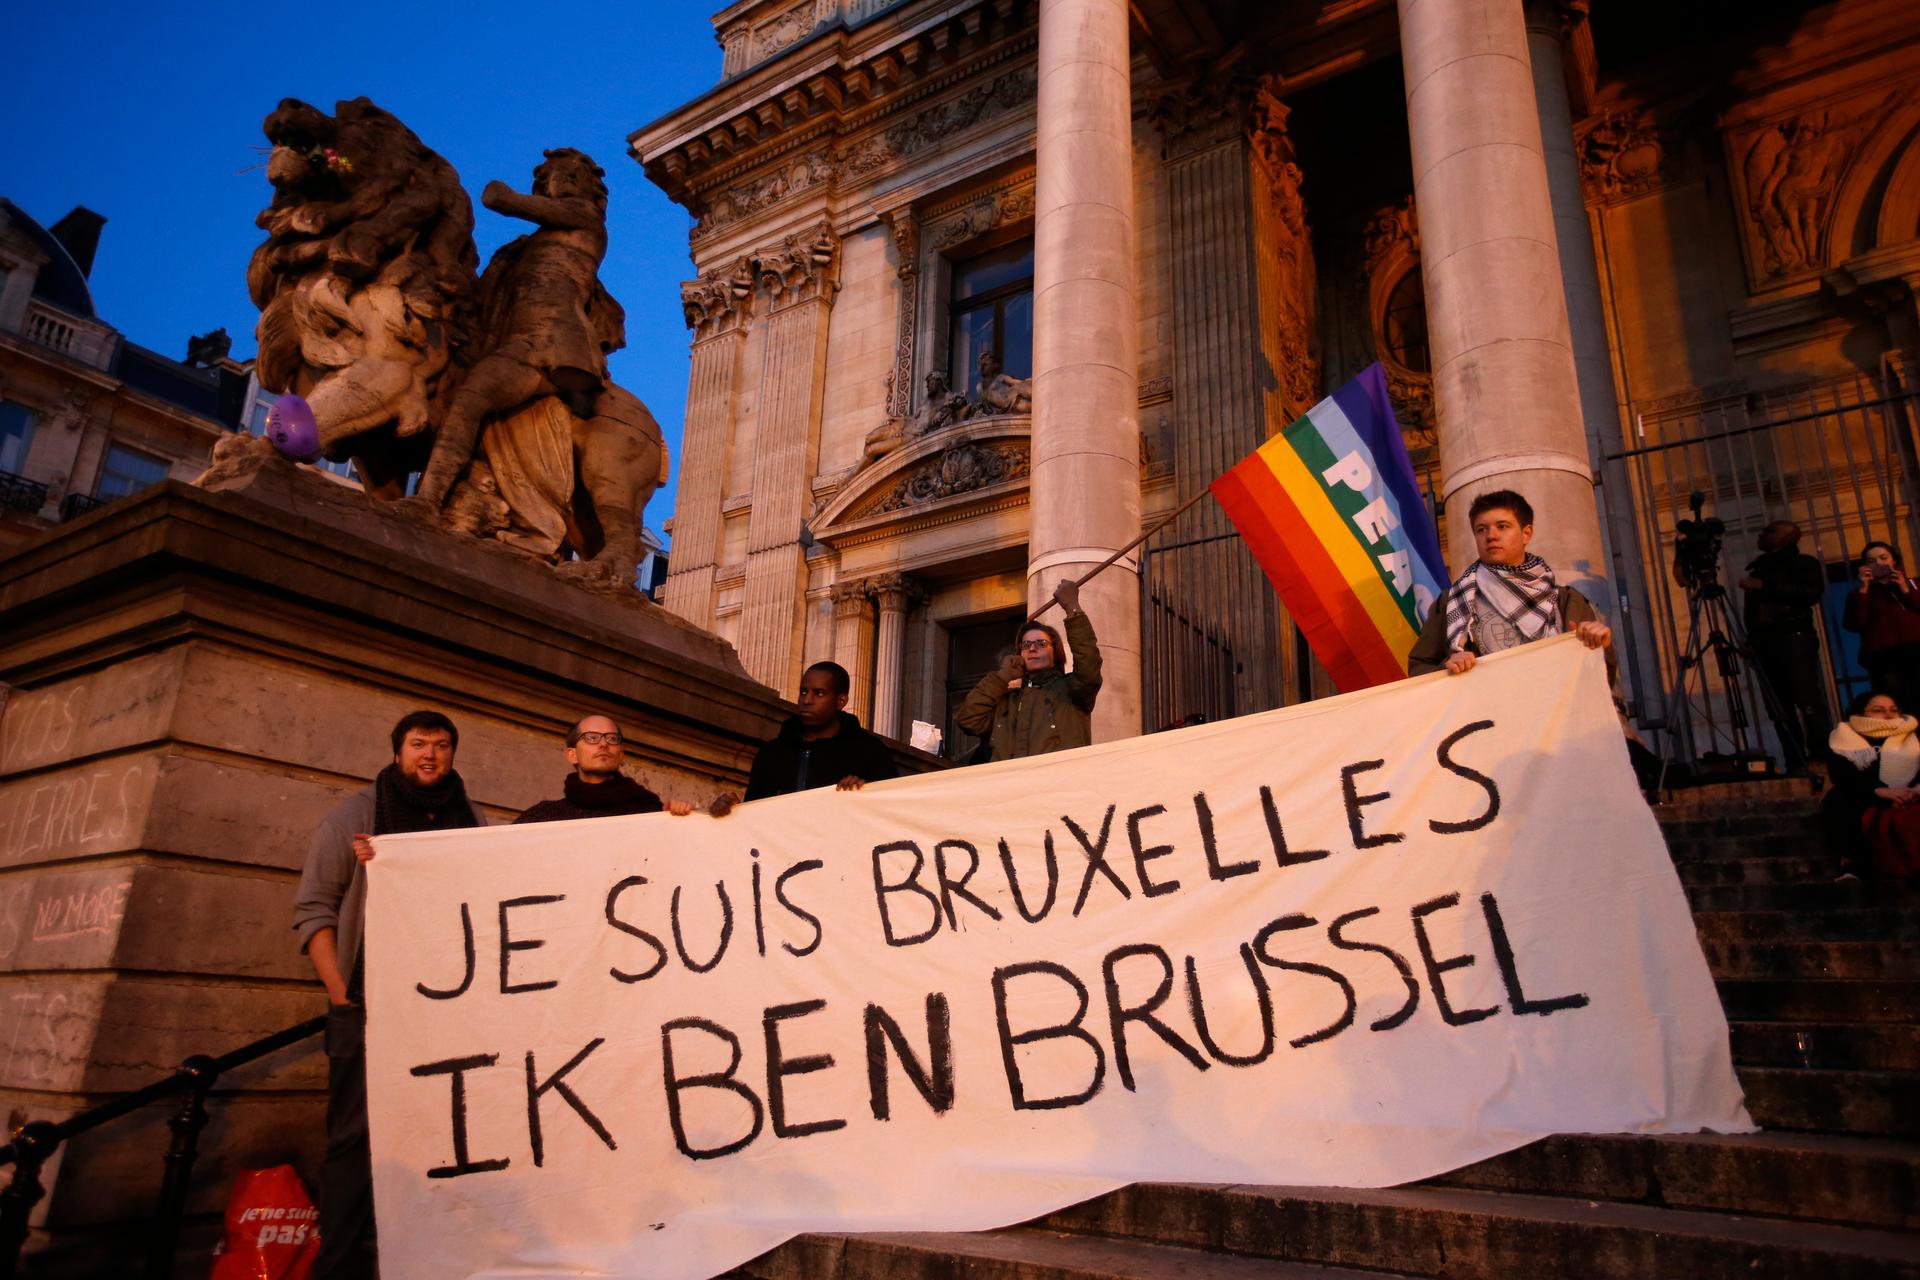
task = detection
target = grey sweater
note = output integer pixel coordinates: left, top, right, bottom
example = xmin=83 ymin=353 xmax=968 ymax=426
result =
xmin=291 ymin=785 xmax=488 ymax=993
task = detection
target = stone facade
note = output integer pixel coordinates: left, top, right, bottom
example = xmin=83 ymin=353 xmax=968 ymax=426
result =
xmin=635 ymin=0 xmax=1920 ymax=739
xmin=0 ymin=201 xmax=251 ymax=555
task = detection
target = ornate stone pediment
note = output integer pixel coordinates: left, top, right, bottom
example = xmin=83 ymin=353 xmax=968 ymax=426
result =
xmin=811 ymin=417 xmax=1030 ymax=544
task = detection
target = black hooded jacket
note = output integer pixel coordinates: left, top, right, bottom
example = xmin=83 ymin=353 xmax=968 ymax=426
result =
xmin=743 ymin=711 xmax=898 ymax=801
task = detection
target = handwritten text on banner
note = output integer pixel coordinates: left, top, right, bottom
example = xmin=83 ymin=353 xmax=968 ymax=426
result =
xmin=365 ymin=637 xmax=1752 ymax=1279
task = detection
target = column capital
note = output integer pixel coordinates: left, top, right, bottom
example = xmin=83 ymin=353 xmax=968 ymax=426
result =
xmin=831 ymin=577 xmax=875 ymax=618
xmin=758 ymin=218 xmax=841 ymax=310
xmin=870 ymin=571 xmax=925 ymax=612
xmin=681 ymin=256 xmax=754 ymax=340
xmin=1149 ymin=74 xmax=1256 ymax=160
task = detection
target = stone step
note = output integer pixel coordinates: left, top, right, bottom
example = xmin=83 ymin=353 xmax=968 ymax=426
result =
xmin=1694 ymin=909 xmax=1915 ymax=944
xmin=1688 ymin=881 xmax=1920 ymax=912
xmin=1037 ymin=1183 xmax=1920 ymax=1279
xmin=1739 ymin=1066 xmax=1920 ymax=1137
xmin=1679 ymin=855 xmax=1832 ymax=886
xmin=1655 ymin=779 xmax=1820 ymax=812
xmin=1667 ymin=833 xmax=1826 ymax=864
xmin=1717 ymin=978 xmax=1920 ymax=1023
xmin=736 ymin=1227 xmax=1410 ymax=1280
xmin=1429 ymin=1131 xmax=1918 ymax=1231
xmin=1731 ymin=1020 xmax=1920 ymax=1071
xmin=1703 ymin=939 xmax=1920 ymax=981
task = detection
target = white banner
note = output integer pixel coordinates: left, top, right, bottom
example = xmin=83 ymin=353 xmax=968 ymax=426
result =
xmin=365 ymin=637 xmax=1752 ymax=1279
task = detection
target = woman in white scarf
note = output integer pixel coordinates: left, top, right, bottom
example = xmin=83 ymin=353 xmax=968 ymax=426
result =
xmin=1823 ymin=690 xmax=1920 ymax=880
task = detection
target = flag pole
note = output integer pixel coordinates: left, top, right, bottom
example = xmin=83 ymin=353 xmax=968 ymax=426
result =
xmin=1023 ymin=487 xmax=1215 ymax=624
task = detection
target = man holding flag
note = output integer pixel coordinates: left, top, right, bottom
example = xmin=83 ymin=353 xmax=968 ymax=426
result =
xmin=1407 ymin=489 xmax=1615 ymax=678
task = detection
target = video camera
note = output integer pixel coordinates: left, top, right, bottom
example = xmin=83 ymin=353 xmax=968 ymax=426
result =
xmin=1672 ymin=490 xmax=1726 ymax=594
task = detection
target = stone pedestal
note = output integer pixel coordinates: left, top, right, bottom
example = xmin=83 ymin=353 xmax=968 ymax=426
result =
xmin=0 ymin=465 xmax=803 ymax=1271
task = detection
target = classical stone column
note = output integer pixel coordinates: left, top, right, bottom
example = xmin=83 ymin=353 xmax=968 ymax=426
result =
xmin=831 ymin=578 xmax=877 ymax=724
xmin=664 ymin=258 xmax=752 ymax=627
xmin=1524 ymin=1 xmax=1625 ymax=478
xmin=1398 ymin=0 xmax=1605 ymax=581
xmin=737 ymin=222 xmax=838 ymax=691
xmin=869 ymin=572 xmax=920 ymax=740
xmin=1031 ymin=0 xmax=1142 ymax=740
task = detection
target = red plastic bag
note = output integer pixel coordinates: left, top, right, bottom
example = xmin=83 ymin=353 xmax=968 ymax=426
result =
xmin=209 ymin=1164 xmax=320 ymax=1280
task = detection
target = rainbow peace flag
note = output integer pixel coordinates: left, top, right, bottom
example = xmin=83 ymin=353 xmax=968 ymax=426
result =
xmin=1210 ymin=363 xmax=1446 ymax=692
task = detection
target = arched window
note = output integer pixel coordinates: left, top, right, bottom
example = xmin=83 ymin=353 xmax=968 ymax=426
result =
xmin=1381 ymin=267 xmax=1430 ymax=375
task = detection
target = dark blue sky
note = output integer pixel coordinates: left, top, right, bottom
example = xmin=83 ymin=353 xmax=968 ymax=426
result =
xmin=2 ymin=0 xmax=723 ymax=532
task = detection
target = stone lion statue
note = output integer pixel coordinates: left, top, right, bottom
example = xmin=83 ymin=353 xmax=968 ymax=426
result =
xmin=247 ymin=97 xmax=478 ymax=497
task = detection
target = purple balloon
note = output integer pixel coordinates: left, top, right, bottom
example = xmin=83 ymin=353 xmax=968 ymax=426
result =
xmin=265 ymin=395 xmax=320 ymax=461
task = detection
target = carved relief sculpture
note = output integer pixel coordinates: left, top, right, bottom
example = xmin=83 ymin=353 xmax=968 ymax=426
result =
xmin=1575 ymin=111 xmax=1672 ymax=205
xmin=1741 ymin=107 xmax=1869 ymax=277
xmin=870 ymin=439 xmax=1030 ymax=513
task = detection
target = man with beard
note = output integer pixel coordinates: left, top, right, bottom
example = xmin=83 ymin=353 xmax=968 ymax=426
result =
xmin=514 ymin=714 xmax=696 ymax=823
xmin=292 ymin=710 xmax=486 ymax=1279
xmin=710 ymin=662 xmax=898 ymax=813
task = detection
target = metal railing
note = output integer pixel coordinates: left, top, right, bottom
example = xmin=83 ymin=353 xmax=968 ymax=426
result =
xmin=0 ymin=1015 xmax=324 ymax=1280
xmin=1610 ymin=369 xmax=1920 ymax=767
xmin=58 ymin=492 xmax=104 ymax=522
xmin=0 ymin=472 xmax=47 ymax=516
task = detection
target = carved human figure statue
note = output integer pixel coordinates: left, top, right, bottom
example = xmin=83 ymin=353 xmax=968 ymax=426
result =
xmin=410 ymin=147 xmax=619 ymax=509
xmin=975 ymin=350 xmax=1032 ymax=416
xmin=911 ymin=369 xmax=970 ymax=437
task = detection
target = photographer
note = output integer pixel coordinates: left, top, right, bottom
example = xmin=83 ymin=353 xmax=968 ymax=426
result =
xmin=1739 ymin=521 xmax=1831 ymax=769
xmin=1843 ymin=541 xmax=1920 ymax=712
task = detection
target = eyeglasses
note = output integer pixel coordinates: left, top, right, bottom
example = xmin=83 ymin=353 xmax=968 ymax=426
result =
xmin=1018 ymin=638 xmax=1052 ymax=652
xmin=576 ymin=732 xmax=624 ymax=746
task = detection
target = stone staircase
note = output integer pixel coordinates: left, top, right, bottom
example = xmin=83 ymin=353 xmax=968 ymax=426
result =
xmin=737 ymin=781 xmax=1920 ymax=1279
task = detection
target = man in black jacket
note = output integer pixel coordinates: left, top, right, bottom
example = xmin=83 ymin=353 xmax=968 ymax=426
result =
xmin=1740 ymin=520 xmax=1832 ymax=769
xmin=515 ymin=715 xmax=696 ymax=824
xmin=714 ymin=662 xmax=897 ymax=813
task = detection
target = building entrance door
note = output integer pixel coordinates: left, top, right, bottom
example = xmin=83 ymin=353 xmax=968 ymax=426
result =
xmin=942 ymin=607 xmax=1022 ymax=763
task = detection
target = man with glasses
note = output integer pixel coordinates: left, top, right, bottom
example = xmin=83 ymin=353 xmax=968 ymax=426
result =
xmin=515 ymin=714 xmax=695 ymax=824
xmin=957 ymin=579 xmax=1102 ymax=760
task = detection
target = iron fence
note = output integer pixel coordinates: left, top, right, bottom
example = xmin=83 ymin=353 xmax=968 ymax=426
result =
xmin=1608 ymin=367 xmax=1920 ymax=770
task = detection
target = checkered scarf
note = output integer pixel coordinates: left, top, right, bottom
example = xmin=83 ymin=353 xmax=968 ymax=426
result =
xmin=1444 ymin=554 xmax=1561 ymax=655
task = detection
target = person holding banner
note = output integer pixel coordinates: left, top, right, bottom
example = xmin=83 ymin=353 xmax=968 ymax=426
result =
xmin=711 ymin=661 xmax=898 ymax=813
xmin=513 ymin=714 xmax=697 ymax=824
xmin=291 ymin=710 xmax=486 ymax=1280
xmin=1408 ymin=490 xmax=1615 ymax=679
xmin=956 ymin=579 xmax=1101 ymax=759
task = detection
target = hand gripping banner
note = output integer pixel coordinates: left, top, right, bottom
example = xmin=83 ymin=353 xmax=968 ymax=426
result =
xmin=364 ymin=637 xmax=1751 ymax=1279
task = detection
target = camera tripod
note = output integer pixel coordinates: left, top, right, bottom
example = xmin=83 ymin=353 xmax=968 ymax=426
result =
xmin=1657 ymin=577 xmax=1805 ymax=789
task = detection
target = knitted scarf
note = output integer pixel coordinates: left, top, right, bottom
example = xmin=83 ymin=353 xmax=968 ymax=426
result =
xmin=1444 ymin=553 xmax=1560 ymax=655
xmin=1828 ymin=714 xmax=1920 ymax=788
xmin=372 ymin=763 xmax=479 ymax=835
xmin=563 ymin=771 xmax=661 ymax=814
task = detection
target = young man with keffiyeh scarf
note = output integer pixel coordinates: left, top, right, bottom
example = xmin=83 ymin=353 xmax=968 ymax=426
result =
xmin=292 ymin=709 xmax=487 ymax=1279
xmin=1408 ymin=490 xmax=1616 ymax=681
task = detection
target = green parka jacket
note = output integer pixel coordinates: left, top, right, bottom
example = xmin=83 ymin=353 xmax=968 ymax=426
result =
xmin=956 ymin=610 xmax=1102 ymax=760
